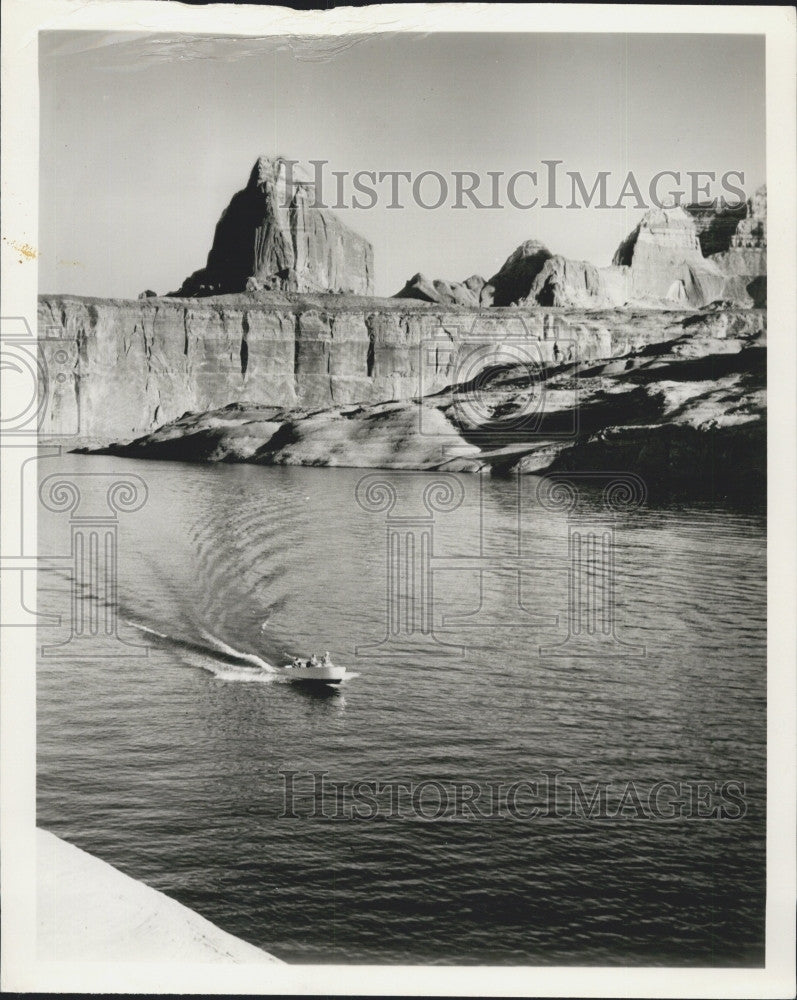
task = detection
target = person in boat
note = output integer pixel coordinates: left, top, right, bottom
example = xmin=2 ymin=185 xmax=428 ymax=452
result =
xmin=290 ymin=656 xmax=301 ymax=669
xmin=321 ymin=651 xmax=332 ymax=666
xmin=308 ymin=653 xmax=320 ymax=667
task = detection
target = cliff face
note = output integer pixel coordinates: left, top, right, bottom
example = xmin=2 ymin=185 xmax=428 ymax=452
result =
xmin=611 ymin=206 xmax=727 ymax=306
xmin=100 ymin=308 xmax=766 ymax=493
xmin=709 ymin=185 xmax=767 ymax=307
xmin=174 ymin=157 xmax=374 ymax=297
xmin=732 ymin=185 xmax=767 ymax=249
xmin=38 ymin=293 xmax=700 ymax=445
xmin=686 ymin=200 xmax=747 ymax=255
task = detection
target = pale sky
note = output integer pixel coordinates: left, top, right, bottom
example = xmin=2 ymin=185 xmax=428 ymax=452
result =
xmin=39 ymin=31 xmax=765 ymax=298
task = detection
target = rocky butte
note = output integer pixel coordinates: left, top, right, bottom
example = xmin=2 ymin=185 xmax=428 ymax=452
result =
xmin=174 ymin=156 xmax=374 ymax=296
xmin=392 ymin=190 xmax=767 ymax=311
xmin=39 ymin=159 xmax=766 ymax=492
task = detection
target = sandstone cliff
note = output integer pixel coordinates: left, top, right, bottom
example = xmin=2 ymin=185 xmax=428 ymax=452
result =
xmin=732 ymin=185 xmax=767 ymax=249
xmin=391 ymin=237 xmax=558 ymax=309
xmin=542 ymin=313 xmax=765 ymax=487
xmin=99 ymin=307 xmax=766 ymax=494
xmin=41 ymin=150 xmax=766 ymax=481
xmin=709 ymin=185 xmax=767 ymax=307
xmin=173 ymin=156 xmax=374 ymax=297
xmin=39 ymin=293 xmax=703 ymax=446
xmin=611 ymin=206 xmax=727 ymax=306
xmin=686 ymin=200 xmax=747 ymax=255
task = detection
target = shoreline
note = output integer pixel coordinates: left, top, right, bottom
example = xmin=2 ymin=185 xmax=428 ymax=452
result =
xmin=79 ymin=306 xmax=765 ymax=497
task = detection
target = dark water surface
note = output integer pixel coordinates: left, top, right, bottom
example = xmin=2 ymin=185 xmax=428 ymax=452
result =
xmin=37 ymin=454 xmax=766 ymax=965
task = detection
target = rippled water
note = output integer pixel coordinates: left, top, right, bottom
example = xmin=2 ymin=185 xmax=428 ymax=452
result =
xmin=37 ymin=454 xmax=765 ymax=965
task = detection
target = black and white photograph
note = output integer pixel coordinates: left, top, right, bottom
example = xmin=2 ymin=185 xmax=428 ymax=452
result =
xmin=1 ymin=2 xmax=795 ymax=996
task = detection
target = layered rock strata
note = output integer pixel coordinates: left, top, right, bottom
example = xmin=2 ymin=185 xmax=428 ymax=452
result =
xmin=611 ymin=206 xmax=726 ymax=306
xmin=709 ymin=185 xmax=767 ymax=307
xmin=98 ymin=308 xmax=766 ymax=493
xmin=38 ymin=293 xmax=703 ymax=445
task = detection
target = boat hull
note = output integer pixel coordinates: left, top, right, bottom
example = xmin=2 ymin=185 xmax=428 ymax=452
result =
xmin=282 ymin=663 xmax=346 ymax=686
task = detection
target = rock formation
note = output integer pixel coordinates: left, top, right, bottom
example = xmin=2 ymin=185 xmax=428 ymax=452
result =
xmin=38 ymin=293 xmax=702 ymax=445
xmin=98 ymin=307 xmax=766 ymax=493
xmin=394 ymin=189 xmax=766 ymax=312
xmin=41 ymin=161 xmax=766 ymax=468
xmin=686 ymin=200 xmax=747 ymax=255
xmin=732 ymin=185 xmax=767 ymax=248
xmin=709 ymin=185 xmax=767 ymax=307
xmin=173 ymin=156 xmax=374 ymax=297
xmin=485 ymin=239 xmax=553 ymax=306
xmin=612 ymin=206 xmax=698 ymax=265
xmin=528 ymin=256 xmax=630 ymax=308
xmin=529 ymin=257 xmax=600 ymax=307
xmin=612 ymin=206 xmax=727 ymax=307
xmin=393 ymin=273 xmax=484 ymax=307
xmin=542 ymin=314 xmax=765 ymax=488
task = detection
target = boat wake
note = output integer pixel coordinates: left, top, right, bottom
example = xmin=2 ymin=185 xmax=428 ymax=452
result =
xmin=198 ymin=628 xmax=274 ymax=670
xmin=126 ymin=620 xmax=278 ymax=683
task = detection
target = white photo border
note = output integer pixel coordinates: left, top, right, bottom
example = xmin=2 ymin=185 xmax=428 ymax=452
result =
xmin=1 ymin=3 xmax=794 ymax=996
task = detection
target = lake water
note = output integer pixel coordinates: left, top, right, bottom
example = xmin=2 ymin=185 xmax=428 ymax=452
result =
xmin=37 ymin=454 xmax=766 ymax=965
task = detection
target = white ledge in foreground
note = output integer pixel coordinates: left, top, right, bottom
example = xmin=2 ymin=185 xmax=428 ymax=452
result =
xmin=37 ymin=828 xmax=283 ymax=964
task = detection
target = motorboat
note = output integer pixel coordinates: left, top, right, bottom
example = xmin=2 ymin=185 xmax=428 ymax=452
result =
xmin=281 ymin=658 xmax=346 ymax=686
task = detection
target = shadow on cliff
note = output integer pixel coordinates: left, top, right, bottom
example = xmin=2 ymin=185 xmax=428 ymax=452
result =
xmin=441 ymin=360 xmax=664 ymax=449
xmin=440 ymin=337 xmax=766 ymax=488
